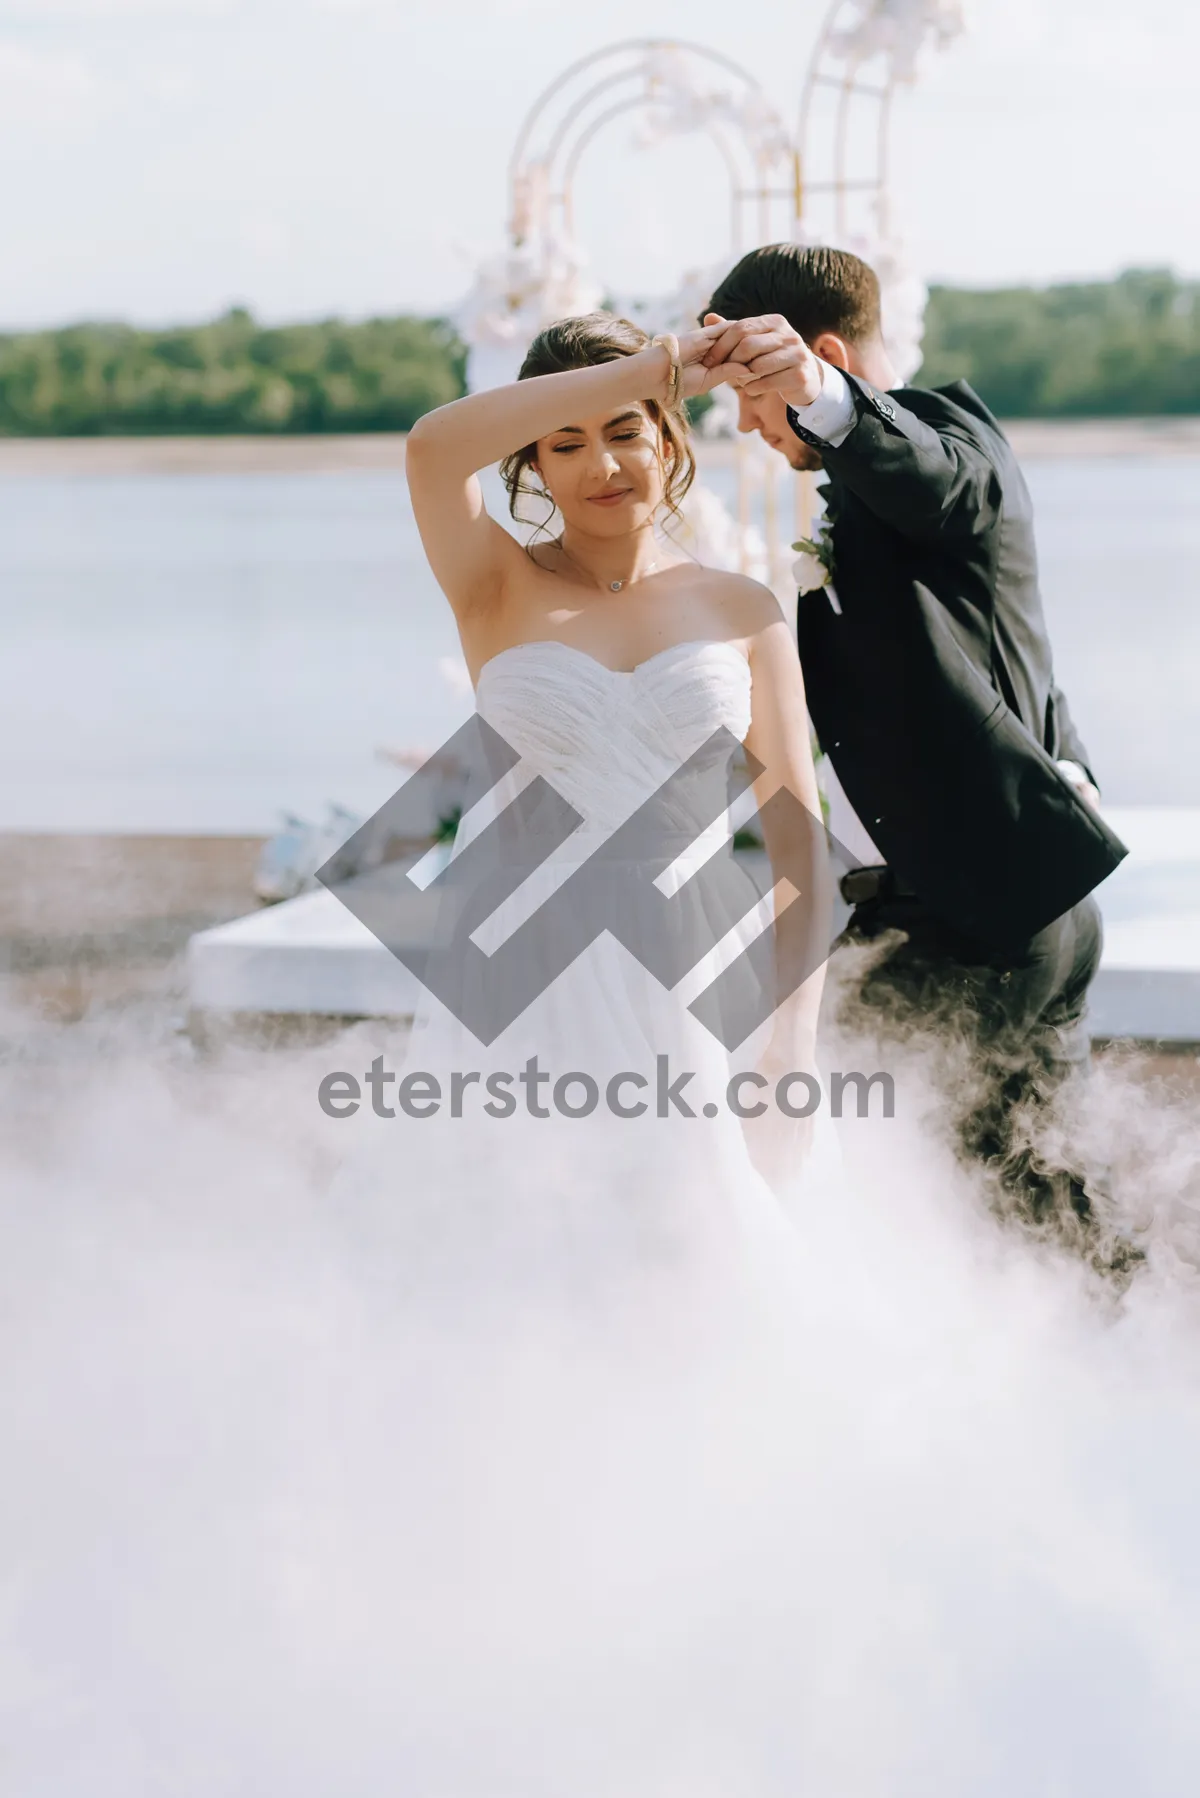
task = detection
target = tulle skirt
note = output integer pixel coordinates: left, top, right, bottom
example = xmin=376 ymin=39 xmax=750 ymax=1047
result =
xmin=318 ymin=913 xmax=1200 ymax=1796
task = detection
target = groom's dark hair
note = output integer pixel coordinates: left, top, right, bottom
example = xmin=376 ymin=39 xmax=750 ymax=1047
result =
xmin=706 ymin=244 xmax=882 ymax=345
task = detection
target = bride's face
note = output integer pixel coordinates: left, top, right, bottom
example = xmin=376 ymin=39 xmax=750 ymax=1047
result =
xmin=532 ymin=402 xmax=668 ymax=536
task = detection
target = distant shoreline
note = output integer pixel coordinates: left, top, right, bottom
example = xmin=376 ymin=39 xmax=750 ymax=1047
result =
xmin=1 ymin=416 xmax=1200 ymax=476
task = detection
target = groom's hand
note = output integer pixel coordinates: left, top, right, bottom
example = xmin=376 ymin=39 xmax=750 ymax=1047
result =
xmin=676 ymin=323 xmax=754 ymax=399
xmin=702 ymin=312 xmax=825 ymax=407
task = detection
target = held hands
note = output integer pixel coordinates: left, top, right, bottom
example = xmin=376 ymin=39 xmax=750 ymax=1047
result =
xmin=672 ymin=323 xmax=753 ymax=399
xmin=699 ymin=312 xmax=825 ymax=407
xmin=664 ymin=314 xmax=825 ymax=406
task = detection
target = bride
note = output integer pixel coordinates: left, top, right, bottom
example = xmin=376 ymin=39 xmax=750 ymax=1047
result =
xmin=400 ymin=309 xmax=836 ymax=1203
xmin=314 ymin=312 xmax=867 ymax=1788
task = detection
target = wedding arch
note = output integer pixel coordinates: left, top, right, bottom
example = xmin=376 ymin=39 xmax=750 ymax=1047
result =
xmin=455 ymin=13 xmax=967 ymax=585
xmin=456 ymin=38 xmax=799 ymax=587
xmin=506 ymin=40 xmax=797 ymax=290
xmin=458 ymin=40 xmax=796 ymax=393
xmin=796 ymin=0 xmax=967 ymax=377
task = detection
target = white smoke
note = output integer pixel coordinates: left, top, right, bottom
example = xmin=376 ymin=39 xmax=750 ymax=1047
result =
xmin=2 ymin=981 xmax=1200 ymax=1794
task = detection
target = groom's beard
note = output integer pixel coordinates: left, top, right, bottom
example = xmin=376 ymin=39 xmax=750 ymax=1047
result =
xmin=784 ymin=440 xmax=825 ymax=473
xmin=745 ymin=425 xmax=824 ymax=473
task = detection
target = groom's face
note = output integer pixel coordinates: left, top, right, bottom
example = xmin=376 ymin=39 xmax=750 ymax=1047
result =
xmin=735 ymin=386 xmax=823 ymax=471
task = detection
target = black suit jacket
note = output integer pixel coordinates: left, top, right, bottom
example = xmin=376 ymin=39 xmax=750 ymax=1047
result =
xmin=788 ymin=375 xmax=1127 ymax=950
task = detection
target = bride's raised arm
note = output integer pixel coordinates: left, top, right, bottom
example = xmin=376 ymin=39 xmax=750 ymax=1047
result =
xmin=403 ymin=323 xmax=734 ymax=620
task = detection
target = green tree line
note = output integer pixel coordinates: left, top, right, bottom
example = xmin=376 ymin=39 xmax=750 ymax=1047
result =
xmin=919 ymin=268 xmax=1200 ymax=415
xmin=1 ymin=269 xmax=1197 ymax=435
xmin=0 ymin=309 xmax=464 ymax=436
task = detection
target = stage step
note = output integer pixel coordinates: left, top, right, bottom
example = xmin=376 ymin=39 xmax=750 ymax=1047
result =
xmin=186 ymin=808 xmax=1200 ymax=1043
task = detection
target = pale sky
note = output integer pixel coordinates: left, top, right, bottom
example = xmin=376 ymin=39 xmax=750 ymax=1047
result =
xmin=1 ymin=0 xmax=1197 ymax=329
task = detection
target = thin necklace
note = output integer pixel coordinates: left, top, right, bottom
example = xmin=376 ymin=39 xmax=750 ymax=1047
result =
xmin=554 ymin=537 xmax=663 ymax=593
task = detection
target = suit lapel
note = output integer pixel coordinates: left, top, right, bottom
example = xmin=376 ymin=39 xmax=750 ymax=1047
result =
xmin=816 ymin=474 xmax=842 ymax=524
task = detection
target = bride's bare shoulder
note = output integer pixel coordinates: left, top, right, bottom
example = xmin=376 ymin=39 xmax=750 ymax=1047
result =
xmin=692 ymin=567 xmax=786 ymax=638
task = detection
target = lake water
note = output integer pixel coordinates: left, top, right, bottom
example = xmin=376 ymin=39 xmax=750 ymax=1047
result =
xmin=1 ymin=454 xmax=1196 ymax=833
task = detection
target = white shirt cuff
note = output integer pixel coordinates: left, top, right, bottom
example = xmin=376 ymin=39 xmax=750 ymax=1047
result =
xmin=1057 ymin=759 xmax=1099 ymax=800
xmin=786 ymin=360 xmax=856 ymax=447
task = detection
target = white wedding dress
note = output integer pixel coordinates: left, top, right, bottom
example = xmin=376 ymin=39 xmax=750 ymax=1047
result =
xmin=320 ymin=639 xmax=1200 ymax=1796
xmin=328 ymin=637 xmax=861 ymax=1786
xmin=342 ymin=635 xmax=843 ymax=1301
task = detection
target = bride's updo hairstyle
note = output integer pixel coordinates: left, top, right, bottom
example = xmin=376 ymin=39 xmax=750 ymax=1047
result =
xmin=499 ymin=312 xmax=696 ymax=528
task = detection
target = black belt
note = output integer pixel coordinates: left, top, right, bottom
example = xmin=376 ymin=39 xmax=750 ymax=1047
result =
xmin=839 ymin=864 xmax=919 ymax=906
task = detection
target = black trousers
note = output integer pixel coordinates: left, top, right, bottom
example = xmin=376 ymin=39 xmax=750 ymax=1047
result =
xmin=836 ymin=891 xmax=1126 ymax=1260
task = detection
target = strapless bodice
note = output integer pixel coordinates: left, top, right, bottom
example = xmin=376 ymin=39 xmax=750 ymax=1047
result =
xmin=474 ymin=638 xmax=752 ymax=838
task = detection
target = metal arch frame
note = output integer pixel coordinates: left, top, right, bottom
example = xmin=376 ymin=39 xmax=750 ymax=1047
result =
xmin=796 ymin=0 xmax=898 ymax=242
xmin=789 ymin=3 xmax=902 ymax=549
xmin=558 ymin=100 xmax=748 ymax=254
xmin=507 ymin=36 xmax=786 ymax=199
xmin=506 ymin=37 xmax=797 ymax=275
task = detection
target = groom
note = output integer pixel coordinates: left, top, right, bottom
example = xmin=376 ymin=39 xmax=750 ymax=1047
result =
xmin=702 ymin=245 xmax=1129 ymax=1251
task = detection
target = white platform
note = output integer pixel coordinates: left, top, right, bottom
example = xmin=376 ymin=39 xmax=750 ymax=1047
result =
xmin=1080 ymin=809 xmax=1200 ymax=1040
xmin=186 ymin=808 xmax=1200 ymax=1042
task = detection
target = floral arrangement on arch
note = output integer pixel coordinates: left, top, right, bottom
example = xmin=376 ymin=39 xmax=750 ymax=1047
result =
xmin=829 ymin=0 xmax=967 ymax=84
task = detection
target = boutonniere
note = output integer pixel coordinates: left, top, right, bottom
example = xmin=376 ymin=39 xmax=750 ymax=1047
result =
xmin=792 ymin=516 xmax=842 ymax=612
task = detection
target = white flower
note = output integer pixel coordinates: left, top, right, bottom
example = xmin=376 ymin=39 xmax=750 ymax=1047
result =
xmin=829 ymin=0 xmax=967 ymax=85
xmin=793 ymin=549 xmax=830 ymax=593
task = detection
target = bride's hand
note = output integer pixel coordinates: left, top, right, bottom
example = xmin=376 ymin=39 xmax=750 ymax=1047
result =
xmin=740 ymin=1038 xmax=820 ymax=1196
xmin=675 ymin=325 xmax=754 ymax=401
xmin=742 ymin=1105 xmax=816 ymax=1198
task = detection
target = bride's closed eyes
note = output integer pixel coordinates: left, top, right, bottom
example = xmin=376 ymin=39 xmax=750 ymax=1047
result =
xmin=547 ymin=408 xmax=651 ymax=454
xmin=551 ymin=429 xmax=641 ymax=455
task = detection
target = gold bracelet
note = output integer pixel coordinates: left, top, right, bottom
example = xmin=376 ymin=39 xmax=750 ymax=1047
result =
xmin=652 ymin=333 xmax=681 ymax=410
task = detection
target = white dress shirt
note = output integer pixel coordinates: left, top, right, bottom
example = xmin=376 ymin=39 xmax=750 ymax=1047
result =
xmin=787 ymin=358 xmax=858 ymax=447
